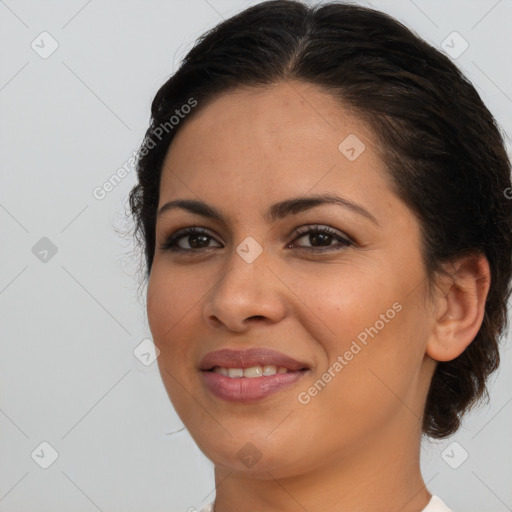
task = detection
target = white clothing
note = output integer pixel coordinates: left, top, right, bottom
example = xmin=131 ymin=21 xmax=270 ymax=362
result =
xmin=422 ymin=495 xmax=454 ymax=512
xmin=198 ymin=494 xmax=453 ymax=511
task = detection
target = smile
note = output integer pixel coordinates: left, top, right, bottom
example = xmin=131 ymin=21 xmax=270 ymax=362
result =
xmin=211 ymin=365 xmax=290 ymax=377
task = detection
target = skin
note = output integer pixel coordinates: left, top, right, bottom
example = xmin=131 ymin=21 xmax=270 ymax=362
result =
xmin=146 ymin=80 xmax=490 ymax=512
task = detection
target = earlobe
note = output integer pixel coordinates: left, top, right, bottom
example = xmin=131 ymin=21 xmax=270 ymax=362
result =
xmin=426 ymin=253 xmax=491 ymax=362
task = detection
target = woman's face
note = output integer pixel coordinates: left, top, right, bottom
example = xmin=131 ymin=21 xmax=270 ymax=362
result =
xmin=147 ymin=80 xmax=438 ymax=477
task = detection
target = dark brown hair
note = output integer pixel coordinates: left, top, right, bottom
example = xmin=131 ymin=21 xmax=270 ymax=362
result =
xmin=128 ymin=0 xmax=512 ymax=438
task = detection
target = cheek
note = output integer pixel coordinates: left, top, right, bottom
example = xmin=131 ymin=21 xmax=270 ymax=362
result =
xmin=294 ymin=265 xmax=397 ymax=349
xmin=147 ymin=267 xmax=203 ymax=415
xmin=147 ymin=264 xmax=196 ymax=341
xmin=146 ymin=267 xmax=197 ymax=387
xmin=297 ymin=265 xmax=426 ymax=411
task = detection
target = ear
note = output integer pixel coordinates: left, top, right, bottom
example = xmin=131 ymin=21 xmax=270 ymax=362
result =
xmin=426 ymin=252 xmax=491 ymax=362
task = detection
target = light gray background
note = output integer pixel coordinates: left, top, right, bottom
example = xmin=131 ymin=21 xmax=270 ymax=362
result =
xmin=1 ymin=0 xmax=511 ymax=511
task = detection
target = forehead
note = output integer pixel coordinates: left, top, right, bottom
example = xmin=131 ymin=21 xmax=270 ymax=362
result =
xmin=159 ymin=81 xmax=396 ymax=224
xmin=165 ymin=80 xmax=371 ymax=161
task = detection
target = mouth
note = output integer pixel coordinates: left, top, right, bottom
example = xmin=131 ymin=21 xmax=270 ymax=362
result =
xmin=199 ymin=347 xmax=310 ymax=372
xmin=206 ymin=364 xmax=304 ymax=378
xmin=198 ymin=348 xmax=310 ymax=402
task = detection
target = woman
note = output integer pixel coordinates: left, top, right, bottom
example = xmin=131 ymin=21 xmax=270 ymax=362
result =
xmin=128 ymin=1 xmax=512 ymax=510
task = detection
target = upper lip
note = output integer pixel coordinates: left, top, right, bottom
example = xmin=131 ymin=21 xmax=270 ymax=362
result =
xmin=199 ymin=348 xmax=310 ymax=372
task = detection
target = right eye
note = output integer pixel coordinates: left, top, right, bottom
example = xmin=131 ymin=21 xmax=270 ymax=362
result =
xmin=159 ymin=227 xmax=222 ymax=253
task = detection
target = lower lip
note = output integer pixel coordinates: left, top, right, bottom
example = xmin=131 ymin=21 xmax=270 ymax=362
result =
xmin=200 ymin=370 xmax=308 ymax=403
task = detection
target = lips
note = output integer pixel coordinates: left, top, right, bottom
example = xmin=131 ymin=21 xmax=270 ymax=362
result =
xmin=198 ymin=348 xmax=310 ymax=372
xmin=198 ymin=348 xmax=311 ymax=402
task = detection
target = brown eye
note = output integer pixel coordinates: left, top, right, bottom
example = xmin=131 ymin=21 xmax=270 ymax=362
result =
xmin=160 ymin=227 xmax=222 ymax=252
xmin=289 ymin=225 xmax=353 ymax=252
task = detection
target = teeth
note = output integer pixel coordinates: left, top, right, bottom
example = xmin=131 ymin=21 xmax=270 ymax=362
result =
xmin=262 ymin=364 xmax=277 ymax=376
xmin=243 ymin=365 xmax=263 ymax=378
xmin=212 ymin=365 xmax=289 ymax=377
xmin=228 ymin=368 xmax=244 ymax=378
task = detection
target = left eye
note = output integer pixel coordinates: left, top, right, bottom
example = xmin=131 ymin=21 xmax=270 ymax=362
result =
xmin=159 ymin=225 xmax=353 ymax=253
xmin=289 ymin=225 xmax=353 ymax=252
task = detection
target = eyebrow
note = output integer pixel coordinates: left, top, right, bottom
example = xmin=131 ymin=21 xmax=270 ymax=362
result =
xmin=157 ymin=193 xmax=380 ymax=227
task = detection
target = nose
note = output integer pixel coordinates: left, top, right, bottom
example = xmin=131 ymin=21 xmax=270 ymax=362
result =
xmin=202 ymin=244 xmax=288 ymax=332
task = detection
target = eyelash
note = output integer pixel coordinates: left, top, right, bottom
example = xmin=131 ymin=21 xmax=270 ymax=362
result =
xmin=159 ymin=225 xmax=354 ymax=254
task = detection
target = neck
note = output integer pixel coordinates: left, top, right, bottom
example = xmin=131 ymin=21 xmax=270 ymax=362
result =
xmin=211 ymin=418 xmax=431 ymax=512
